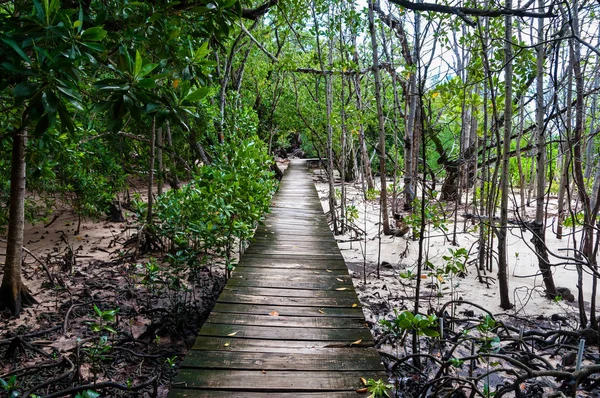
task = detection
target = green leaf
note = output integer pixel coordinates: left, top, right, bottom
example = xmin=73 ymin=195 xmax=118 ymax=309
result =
xmin=42 ymin=90 xmax=58 ymax=114
xmin=58 ymin=104 xmax=74 ymax=133
xmin=134 ymin=50 xmax=142 ymax=77
xmin=138 ymin=78 xmax=156 ymax=89
xmin=81 ymin=27 xmax=107 ymax=42
xmin=137 ymin=63 xmax=157 ymax=79
xmin=81 ymin=42 xmax=106 ymax=52
xmin=34 ymin=114 xmax=50 ymax=136
xmin=14 ymin=82 xmax=40 ymax=100
xmin=184 ymin=87 xmax=209 ymax=102
xmin=2 ymin=38 xmax=31 ymax=63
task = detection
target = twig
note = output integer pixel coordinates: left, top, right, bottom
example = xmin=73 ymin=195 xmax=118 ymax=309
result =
xmin=40 ymin=374 xmax=159 ymax=398
xmin=22 ymin=356 xmax=75 ymax=398
xmin=0 ymin=238 xmax=54 ymax=284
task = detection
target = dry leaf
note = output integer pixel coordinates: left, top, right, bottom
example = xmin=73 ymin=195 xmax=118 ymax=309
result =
xmin=261 ymin=370 xmax=267 ymax=374
xmin=318 ymin=309 xmax=325 ymax=314
xmin=326 ymin=269 xmax=332 ymax=273
xmin=269 ymin=311 xmax=279 ymax=317
xmin=336 ymin=287 xmax=347 ymax=291
xmin=336 ymin=278 xmax=344 ymax=282
xmin=350 ymin=339 xmax=362 ymax=346
xmin=420 ymin=275 xmax=428 ymax=279
xmin=356 ymin=387 xmax=368 ymax=393
xmin=360 ymin=377 xmax=367 ymax=386
xmin=224 ymin=342 xmax=230 ymax=347
xmin=352 ymin=303 xmax=358 ymax=308
xmin=227 ymin=331 xmax=238 ymax=336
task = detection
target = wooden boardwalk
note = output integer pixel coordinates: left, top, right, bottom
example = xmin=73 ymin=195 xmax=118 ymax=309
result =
xmin=168 ymin=159 xmax=386 ymax=397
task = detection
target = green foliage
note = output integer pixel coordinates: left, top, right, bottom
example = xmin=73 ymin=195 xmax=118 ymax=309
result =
xmin=406 ymin=197 xmax=447 ymax=240
xmin=346 ymin=205 xmax=359 ymax=223
xmin=75 ymin=391 xmax=101 ymax=398
xmin=0 ymin=375 xmax=20 ymax=398
xmin=153 ymin=135 xmax=276 ymax=272
xmin=365 ymin=188 xmax=379 ymax=201
xmin=380 ymin=309 xmax=439 ymax=339
xmin=364 ymin=378 xmax=393 ymax=398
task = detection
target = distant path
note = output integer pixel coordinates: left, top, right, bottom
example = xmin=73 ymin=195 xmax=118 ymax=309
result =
xmin=168 ymin=159 xmax=386 ymax=397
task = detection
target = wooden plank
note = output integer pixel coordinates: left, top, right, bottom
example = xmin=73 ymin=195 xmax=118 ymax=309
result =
xmin=198 ymin=323 xmax=373 ymax=342
xmin=222 ymin=286 xmax=358 ymax=299
xmin=232 ymin=266 xmax=349 ymax=276
xmin=212 ymin=303 xmax=364 ymax=318
xmin=218 ymin=291 xmax=360 ymax=308
xmin=237 ymin=258 xmax=348 ymax=270
xmin=229 ymin=273 xmax=352 ymax=284
xmin=192 ymin=337 xmax=375 ymax=353
xmin=180 ymin=350 xmax=383 ymax=371
xmin=169 ymin=389 xmax=363 ymax=397
xmin=174 ymin=369 xmax=386 ymax=391
xmin=226 ymin=277 xmax=353 ymax=290
xmin=206 ymin=313 xmax=366 ymax=329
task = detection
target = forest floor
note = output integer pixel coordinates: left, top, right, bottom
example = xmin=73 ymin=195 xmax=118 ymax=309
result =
xmin=314 ymin=171 xmax=600 ymax=397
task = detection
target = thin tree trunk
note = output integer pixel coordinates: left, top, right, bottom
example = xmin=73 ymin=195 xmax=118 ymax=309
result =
xmin=311 ymin=0 xmax=338 ymax=234
xmin=165 ymin=121 xmax=182 ymax=187
xmin=556 ymin=44 xmax=573 ymax=240
xmin=157 ymin=126 xmax=163 ymax=196
xmin=532 ymin=0 xmax=557 ymax=300
xmin=368 ymin=0 xmax=391 ymax=235
xmin=497 ymin=0 xmax=514 ymax=309
xmin=147 ymin=118 xmax=156 ymax=226
xmin=570 ymin=1 xmax=592 ymax=328
xmin=0 ymin=129 xmax=37 ymax=316
xmin=351 ymin=28 xmax=375 ymax=191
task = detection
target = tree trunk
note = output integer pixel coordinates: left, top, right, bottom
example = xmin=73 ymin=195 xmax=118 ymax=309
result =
xmin=311 ymin=0 xmax=338 ymax=234
xmin=570 ymin=1 xmax=592 ymax=328
xmin=147 ymin=118 xmax=156 ymax=226
xmin=351 ymin=29 xmax=375 ymax=191
xmin=157 ymin=126 xmax=163 ymax=196
xmin=0 ymin=130 xmax=37 ymax=317
xmin=497 ymin=1 xmax=514 ymax=310
xmin=368 ymin=0 xmax=391 ymax=235
xmin=532 ymin=0 xmax=557 ymax=300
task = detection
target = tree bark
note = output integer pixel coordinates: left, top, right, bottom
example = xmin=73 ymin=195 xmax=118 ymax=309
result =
xmin=157 ymin=126 xmax=163 ymax=196
xmin=0 ymin=129 xmax=37 ymax=317
xmin=147 ymin=118 xmax=156 ymax=226
xmin=368 ymin=0 xmax=391 ymax=235
xmin=532 ymin=0 xmax=557 ymax=300
xmin=497 ymin=0 xmax=514 ymax=310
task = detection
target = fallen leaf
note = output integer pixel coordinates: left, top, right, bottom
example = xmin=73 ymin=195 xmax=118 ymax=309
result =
xmin=269 ymin=311 xmax=279 ymax=317
xmin=336 ymin=278 xmax=344 ymax=282
xmin=224 ymin=342 xmax=230 ymax=347
xmin=350 ymin=339 xmax=362 ymax=346
xmin=360 ymin=377 xmax=367 ymax=386
xmin=318 ymin=309 xmax=325 ymax=314
xmin=227 ymin=331 xmax=238 ymax=336
xmin=326 ymin=269 xmax=332 ymax=273
xmin=261 ymin=370 xmax=267 ymax=374
xmin=336 ymin=287 xmax=347 ymax=291
xmin=352 ymin=303 xmax=358 ymax=308
xmin=356 ymin=387 xmax=368 ymax=393
xmin=420 ymin=275 xmax=427 ymax=279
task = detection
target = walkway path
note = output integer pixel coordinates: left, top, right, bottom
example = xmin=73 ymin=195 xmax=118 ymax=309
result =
xmin=168 ymin=159 xmax=386 ymax=397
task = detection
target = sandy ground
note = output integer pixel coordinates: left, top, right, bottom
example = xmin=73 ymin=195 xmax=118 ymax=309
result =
xmin=314 ymin=174 xmax=596 ymax=332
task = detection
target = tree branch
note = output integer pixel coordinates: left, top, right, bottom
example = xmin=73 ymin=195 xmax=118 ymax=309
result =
xmin=388 ymin=0 xmax=557 ymax=27
xmin=241 ymin=0 xmax=279 ymax=20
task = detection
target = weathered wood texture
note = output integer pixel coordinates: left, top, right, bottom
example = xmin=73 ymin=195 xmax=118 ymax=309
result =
xmin=168 ymin=160 xmax=386 ymax=396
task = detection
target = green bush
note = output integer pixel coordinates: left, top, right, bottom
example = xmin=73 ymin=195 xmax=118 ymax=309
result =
xmin=153 ymin=135 xmax=276 ymax=273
